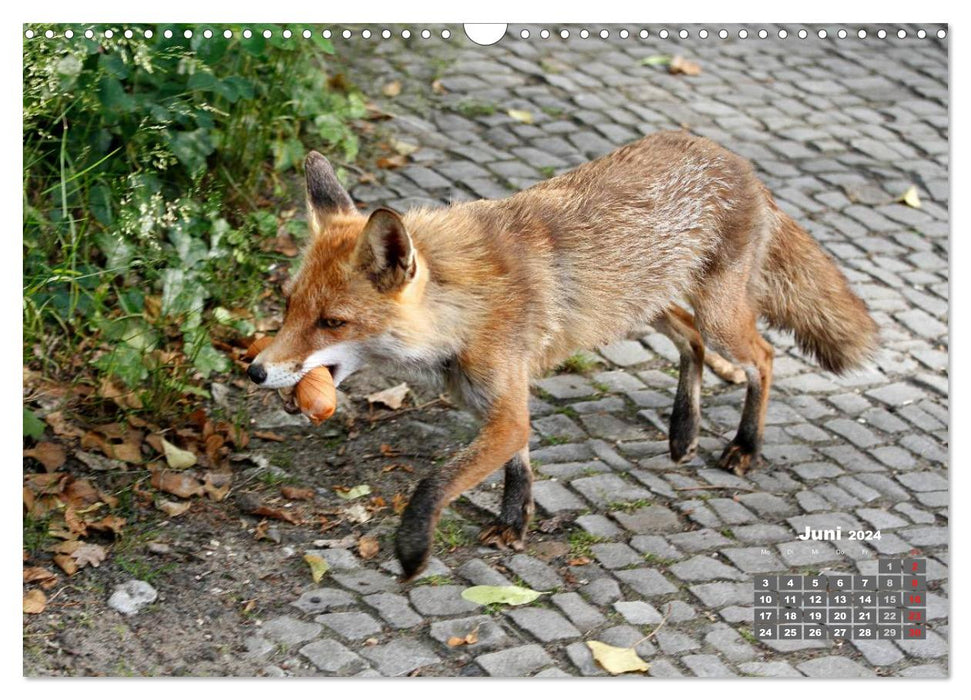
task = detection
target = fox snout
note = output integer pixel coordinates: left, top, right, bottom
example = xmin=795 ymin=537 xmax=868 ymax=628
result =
xmin=247 ymin=362 xmax=268 ymax=385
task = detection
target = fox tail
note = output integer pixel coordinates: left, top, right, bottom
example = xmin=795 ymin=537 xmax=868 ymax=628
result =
xmin=755 ymin=201 xmax=879 ymax=374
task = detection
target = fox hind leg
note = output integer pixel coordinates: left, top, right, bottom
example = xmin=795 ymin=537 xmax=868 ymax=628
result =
xmin=694 ymin=300 xmax=774 ymax=476
xmin=655 ymin=307 xmax=705 ymax=464
xmin=478 ymin=446 xmax=533 ymax=550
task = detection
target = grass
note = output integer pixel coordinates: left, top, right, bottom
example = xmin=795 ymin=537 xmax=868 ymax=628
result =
xmin=22 ymin=23 xmax=367 ymax=425
xmin=642 ymin=552 xmax=677 ymax=567
xmin=540 ymin=435 xmax=572 ymax=447
xmin=538 ymin=165 xmax=557 ymax=178
xmin=451 ymin=100 xmax=497 ymax=118
xmin=435 ymin=517 xmax=474 ymax=550
xmin=556 ymin=352 xmax=598 ymax=374
xmin=568 ymin=530 xmax=609 ymax=559
xmin=607 ymin=499 xmax=653 ymax=514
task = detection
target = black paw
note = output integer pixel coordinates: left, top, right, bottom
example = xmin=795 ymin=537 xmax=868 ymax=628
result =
xmin=478 ymin=522 xmax=527 ymax=551
xmin=394 ymin=478 xmax=439 ymax=582
xmin=718 ymin=442 xmax=759 ymax=476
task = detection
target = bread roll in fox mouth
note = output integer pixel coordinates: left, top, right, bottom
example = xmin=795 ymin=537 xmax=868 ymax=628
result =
xmin=247 ymin=337 xmax=337 ymax=424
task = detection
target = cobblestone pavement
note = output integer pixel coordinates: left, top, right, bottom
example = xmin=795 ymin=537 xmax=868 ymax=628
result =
xmin=250 ymin=25 xmax=949 ymax=677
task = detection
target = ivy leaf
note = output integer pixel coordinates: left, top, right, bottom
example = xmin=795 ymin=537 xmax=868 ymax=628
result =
xmin=335 ymin=484 xmax=372 ymax=500
xmin=586 ymin=641 xmax=650 ymax=675
xmin=461 ymin=585 xmax=545 ymax=606
xmin=23 ymin=408 xmax=46 ymax=440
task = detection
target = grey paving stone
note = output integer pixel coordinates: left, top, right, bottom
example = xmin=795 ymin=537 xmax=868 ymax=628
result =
xmin=655 ymin=629 xmax=702 ymax=655
xmin=534 ymin=374 xmax=597 ymax=399
xmin=359 ymin=638 xmax=441 ymax=677
xmin=314 ymin=611 xmax=383 ymax=640
xmin=409 ymin=585 xmax=480 ymax=616
xmin=707 ymin=498 xmax=758 ymax=525
xmin=615 ymin=567 xmax=679 ymax=596
xmin=591 ymin=542 xmax=643 ymax=569
xmin=532 ymin=413 xmax=587 ymax=441
xmin=582 ymin=577 xmax=623 ymax=606
xmin=731 ymin=524 xmax=793 ymax=544
xmin=565 ymin=641 xmax=606 ymax=676
xmin=722 ymin=547 xmax=786 ymax=574
xmin=737 ymin=492 xmax=799 ymax=518
xmin=739 ymin=661 xmax=803 ymax=678
xmin=243 ymin=635 xmax=274 ymax=660
xmin=682 ymin=654 xmax=738 ymax=678
xmin=506 ymin=553 xmax=563 ymax=591
xmin=506 ymin=607 xmax=581 ymax=642
xmin=613 ymin=600 xmax=664 ymax=624
xmin=552 ymin=592 xmax=607 ymax=631
xmin=429 ymin=615 xmax=509 ymax=650
xmin=476 ymin=644 xmax=555 ymax=677
xmin=689 ymin=581 xmax=754 ymax=608
xmin=299 ymin=639 xmax=369 ymax=674
xmin=331 ymin=569 xmax=398 ymax=595
xmin=532 ymin=479 xmax=586 ymax=513
xmin=629 ymin=534 xmax=684 ymax=561
xmin=579 ymin=412 xmax=649 ymax=441
xmin=796 ymin=656 xmax=876 ymax=678
xmin=575 ymin=514 xmax=623 ymax=538
xmin=667 ymin=528 xmax=733 ymax=552
xmin=291 ymin=587 xmax=357 ymax=614
xmin=898 ymin=664 xmax=948 ymax=678
xmin=261 ymin=615 xmax=322 ymax=646
xmin=648 ymin=658 xmax=686 ymax=677
xmin=670 ymin=555 xmax=747 ymax=582
xmin=856 ymin=507 xmax=909 ymax=530
xmin=592 ymin=370 xmax=646 ymax=392
xmin=897 ymin=470 xmax=950 ymax=492
xmin=363 ymin=592 xmax=424 ymax=629
xmin=851 ymin=638 xmax=906 ymax=667
xmin=571 ymin=473 xmax=653 ymax=507
xmin=598 ymin=339 xmax=653 ymax=366
xmin=611 ymin=504 xmax=682 ymax=534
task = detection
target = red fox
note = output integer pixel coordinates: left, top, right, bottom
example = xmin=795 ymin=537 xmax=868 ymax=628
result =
xmin=247 ymin=130 xmax=878 ymax=580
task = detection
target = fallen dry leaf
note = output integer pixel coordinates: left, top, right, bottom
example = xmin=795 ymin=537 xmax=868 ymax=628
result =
xmin=71 ymin=542 xmax=107 ymax=569
xmin=74 ymin=450 xmax=127 ymax=472
xmin=23 ymin=589 xmax=47 ymax=614
xmin=161 ymin=438 xmax=197 ymax=470
xmin=376 ymin=154 xmax=407 ymax=170
xmin=157 ymin=499 xmax=192 ymax=517
xmin=358 ymin=535 xmax=380 ymax=560
xmin=391 ymin=139 xmax=419 ymax=156
xmin=43 ymin=411 xmax=86 ymax=439
xmin=281 ymin=485 xmax=315 ymax=501
xmin=253 ymin=430 xmax=286 ymax=442
xmin=447 ymin=626 xmax=480 ymax=647
xmin=151 ymin=470 xmax=205 ymax=499
xmin=382 ymin=80 xmax=402 ymax=97
xmin=586 ymin=640 xmax=650 ymax=675
xmin=304 ymin=554 xmax=330 ymax=583
xmin=366 ymin=383 xmax=410 ymax=410
xmin=23 ymin=442 xmax=66 ymax=472
xmin=98 ymin=377 xmax=143 ymax=410
xmin=668 ymin=55 xmax=702 ymax=76
xmin=23 ymin=566 xmax=58 ymax=589
xmin=897 ymin=185 xmax=922 ymax=208
xmin=53 ymin=554 xmax=78 ymax=575
xmin=507 ymin=109 xmax=533 ymax=124
xmin=391 ymin=493 xmax=408 ymax=515
xmin=203 ymin=472 xmax=232 ymax=502
xmin=86 ymin=514 xmax=126 ymax=535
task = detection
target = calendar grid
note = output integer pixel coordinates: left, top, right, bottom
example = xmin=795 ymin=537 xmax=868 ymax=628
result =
xmin=754 ymin=559 xmax=927 ymax=641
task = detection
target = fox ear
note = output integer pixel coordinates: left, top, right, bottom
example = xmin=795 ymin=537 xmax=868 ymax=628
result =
xmin=305 ymin=151 xmax=355 ymax=231
xmin=355 ymin=208 xmax=417 ymax=293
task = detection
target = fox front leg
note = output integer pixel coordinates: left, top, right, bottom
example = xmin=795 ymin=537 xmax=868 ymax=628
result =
xmin=478 ymin=445 xmax=533 ymax=550
xmin=395 ymin=379 xmax=530 ymax=582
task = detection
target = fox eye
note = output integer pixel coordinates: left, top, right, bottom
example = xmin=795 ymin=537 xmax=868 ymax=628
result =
xmin=316 ymin=317 xmax=346 ymax=330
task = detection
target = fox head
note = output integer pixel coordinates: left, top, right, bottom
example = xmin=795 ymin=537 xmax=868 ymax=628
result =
xmin=247 ymin=152 xmax=428 ymax=390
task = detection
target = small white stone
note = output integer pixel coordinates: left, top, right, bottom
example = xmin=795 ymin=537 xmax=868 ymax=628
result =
xmin=108 ymin=580 xmax=158 ymax=615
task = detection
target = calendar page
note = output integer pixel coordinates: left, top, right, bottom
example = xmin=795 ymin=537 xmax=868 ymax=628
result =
xmin=22 ymin=19 xmax=949 ymax=681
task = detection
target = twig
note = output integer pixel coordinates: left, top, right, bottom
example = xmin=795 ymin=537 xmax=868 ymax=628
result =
xmin=366 ymin=397 xmax=449 ymax=423
xmin=632 ymin=602 xmax=673 ymax=646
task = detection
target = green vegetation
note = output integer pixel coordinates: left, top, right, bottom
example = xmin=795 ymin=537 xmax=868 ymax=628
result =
xmin=23 ymin=24 xmax=367 ymax=422
xmin=556 ymin=352 xmax=597 ymax=374
xmin=568 ymin=529 xmax=608 ymax=558
xmin=452 ymin=100 xmax=497 ymax=118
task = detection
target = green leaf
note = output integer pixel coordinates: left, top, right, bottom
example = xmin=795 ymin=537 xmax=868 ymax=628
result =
xmin=461 ymin=585 xmax=545 ymax=606
xmin=272 ymin=138 xmax=306 ymax=172
xmin=641 ymin=54 xmax=672 ymax=66
xmin=23 ymin=408 xmax=46 ymax=440
xmin=166 ymin=128 xmax=215 ymax=176
xmin=55 ymin=54 xmax=83 ymax=78
xmin=98 ymin=76 xmax=133 ymax=112
xmin=98 ymin=52 xmax=130 ymax=80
